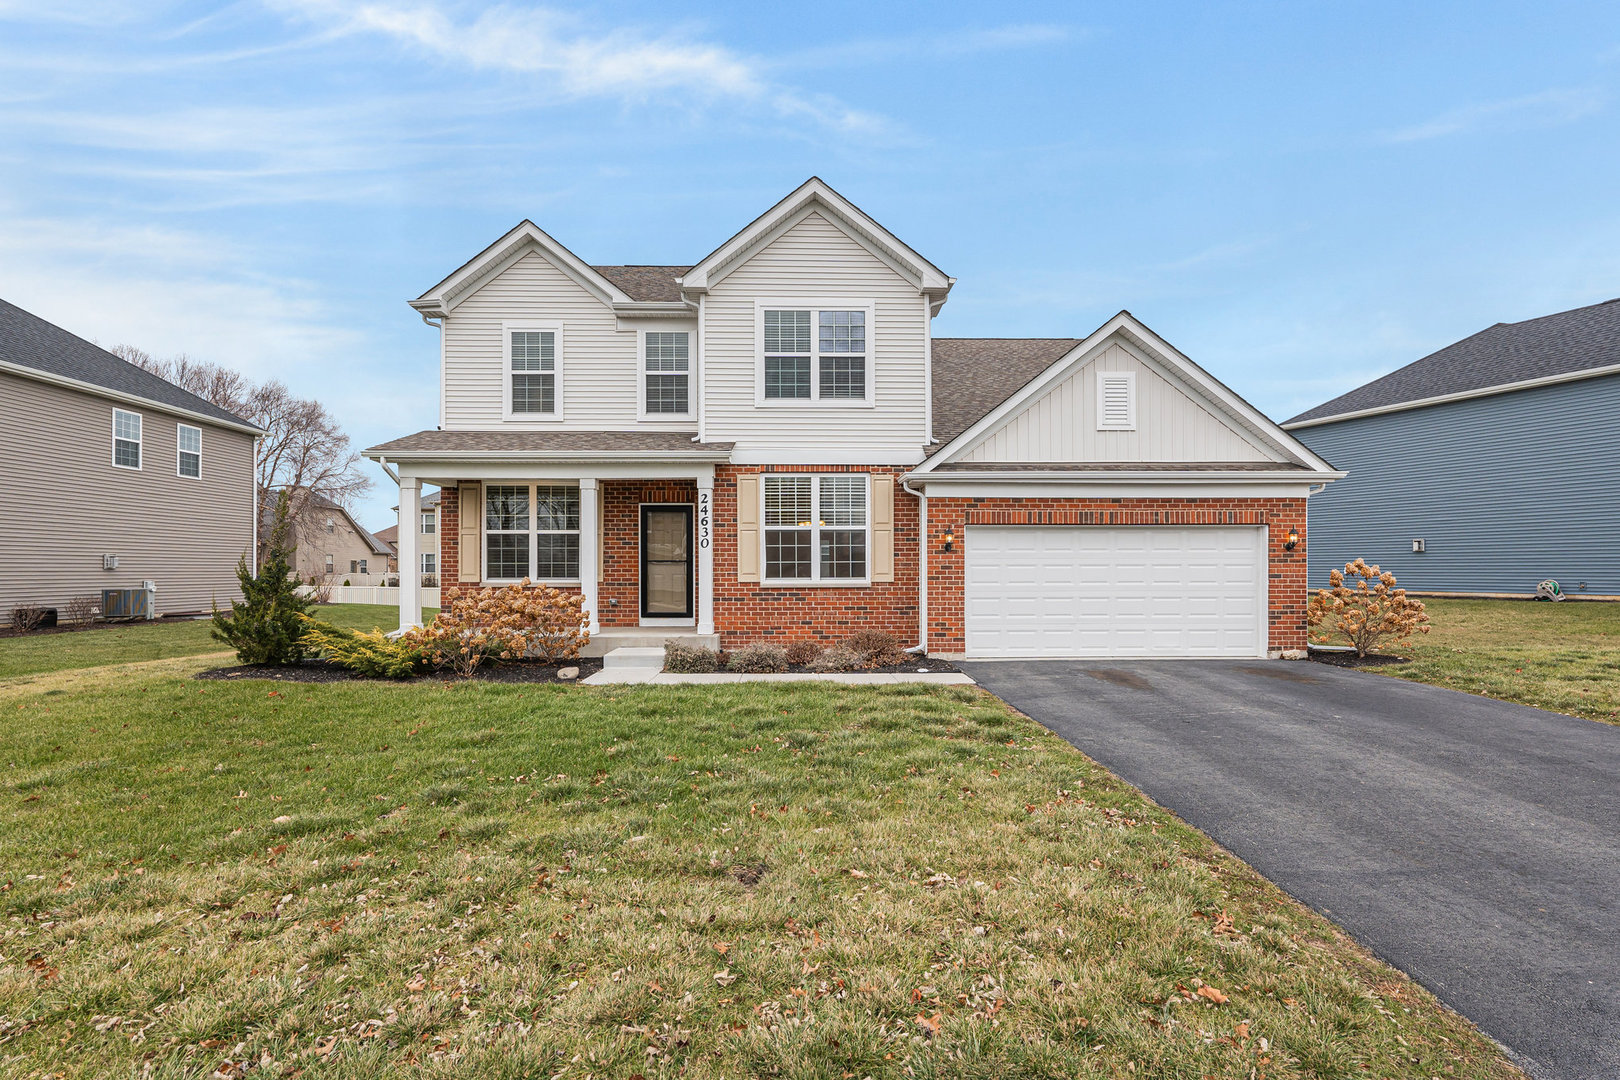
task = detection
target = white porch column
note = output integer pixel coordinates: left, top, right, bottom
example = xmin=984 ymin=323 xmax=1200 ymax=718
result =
xmin=697 ymin=471 xmax=715 ymax=636
xmin=578 ymin=477 xmax=600 ymax=634
xmin=397 ymin=477 xmax=422 ymax=632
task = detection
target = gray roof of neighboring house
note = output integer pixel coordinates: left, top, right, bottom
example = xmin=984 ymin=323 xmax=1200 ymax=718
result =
xmin=1287 ymin=297 xmax=1620 ymax=426
xmin=591 ymin=265 xmax=691 ymax=303
xmin=366 ymin=430 xmax=734 ymax=455
xmin=929 ymin=338 xmax=1084 ymax=449
xmin=0 ymin=296 xmax=258 ymax=431
xmin=264 ymin=489 xmax=392 ymax=555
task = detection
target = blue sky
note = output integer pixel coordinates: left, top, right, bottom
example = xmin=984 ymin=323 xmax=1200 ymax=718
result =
xmin=3 ymin=1 xmax=1618 ymax=528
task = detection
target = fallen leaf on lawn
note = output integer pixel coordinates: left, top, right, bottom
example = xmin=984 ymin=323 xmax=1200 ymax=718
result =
xmin=1237 ymin=1020 xmax=1250 ymax=1039
xmin=1197 ymin=985 xmax=1228 ymax=1004
xmin=713 ymin=969 xmax=738 ymax=986
xmin=405 ymin=974 xmax=426 ymax=993
xmin=715 ymin=942 xmax=731 ymax=955
xmin=847 ymin=868 xmax=868 ymax=878
xmin=273 ymin=815 xmax=292 ymax=824
xmin=915 ymin=1012 xmax=942 ymax=1039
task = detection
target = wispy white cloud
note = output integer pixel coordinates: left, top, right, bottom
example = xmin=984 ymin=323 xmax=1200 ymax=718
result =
xmin=1381 ymin=86 xmax=1604 ymax=143
xmin=778 ymin=23 xmax=1076 ymax=71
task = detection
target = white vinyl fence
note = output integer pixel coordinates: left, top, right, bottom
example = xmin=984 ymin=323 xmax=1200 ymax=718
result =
xmin=299 ymin=585 xmax=441 ymax=608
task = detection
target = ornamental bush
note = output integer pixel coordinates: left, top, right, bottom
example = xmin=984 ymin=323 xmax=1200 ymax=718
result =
xmin=842 ymin=629 xmax=908 ymax=668
xmin=784 ymin=640 xmax=824 ymax=666
xmin=211 ymin=538 xmax=314 ymax=666
xmin=726 ymin=642 xmax=789 ymax=674
xmin=664 ymin=640 xmax=720 ymax=673
xmin=300 ymin=617 xmax=428 ymax=679
xmin=805 ymin=646 xmax=862 ymax=673
xmin=408 ymin=580 xmax=588 ymax=677
xmin=1307 ymin=558 xmax=1431 ymax=658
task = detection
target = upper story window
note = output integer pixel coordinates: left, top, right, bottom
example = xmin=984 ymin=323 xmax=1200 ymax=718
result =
xmin=177 ymin=424 xmax=201 ymax=478
xmin=643 ymin=331 xmax=690 ymax=416
xmin=505 ymin=327 xmax=561 ymax=418
xmin=485 ymin=483 xmax=580 ymax=582
xmin=421 ymin=510 xmax=436 ymax=534
xmin=762 ymin=474 xmax=869 ymax=583
xmin=113 ymin=409 xmax=142 ymax=469
xmin=325 ymin=517 xmax=335 ymax=534
xmin=760 ymin=306 xmax=872 ymax=405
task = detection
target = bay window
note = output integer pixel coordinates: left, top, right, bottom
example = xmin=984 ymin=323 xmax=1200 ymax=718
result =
xmin=485 ymin=483 xmax=580 ymax=582
xmin=760 ymin=306 xmax=871 ymax=403
xmin=762 ymin=474 xmax=869 ymax=583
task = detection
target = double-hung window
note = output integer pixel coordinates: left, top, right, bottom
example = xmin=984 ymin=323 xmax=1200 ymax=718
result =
xmin=484 ymin=483 xmax=581 ymax=582
xmin=113 ymin=409 xmax=142 ymax=469
xmin=760 ymin=306 xmax=871 ymax=403
xmin=762 ymin=474 xmax=869 ymax=583
xmin=177 ymin=424 xmax=201 ymax=478
xmin=421 ymin=510 xmax=436 ymax=534
xmin=643 ymin=331 xmax=690 ymax=416
xmin=506 ymin=327 xmax=560 ymax=417
xmin=421 ymin=552 xmax=437 ymax=575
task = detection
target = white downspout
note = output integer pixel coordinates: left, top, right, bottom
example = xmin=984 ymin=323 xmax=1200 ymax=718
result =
xmin=902 ymin=476 xmax=927 ymax=654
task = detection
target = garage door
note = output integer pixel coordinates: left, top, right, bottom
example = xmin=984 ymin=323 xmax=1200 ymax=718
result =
xmin=964 ymin=526 xmax=1266 ymax=658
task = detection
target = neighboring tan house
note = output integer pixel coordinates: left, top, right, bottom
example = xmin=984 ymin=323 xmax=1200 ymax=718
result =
xmin=374 ymin=489 xmax=441 ymax=580
xmin=1285 ymin=297 xmax=1620 ymax=598
xmin=0 ymin=297 xmax=260 ymax=622
xmin=270 ymin=490 xmax=392 ymax=586
xmin=365 ymin=178 xmax=1340 ymax=658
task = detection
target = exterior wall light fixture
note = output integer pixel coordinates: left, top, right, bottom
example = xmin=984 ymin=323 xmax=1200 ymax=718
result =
xmin=1285 ymin=528 xmax=1300 ymax=551
xmin=943 ymin=528 xmax=955 ymax=553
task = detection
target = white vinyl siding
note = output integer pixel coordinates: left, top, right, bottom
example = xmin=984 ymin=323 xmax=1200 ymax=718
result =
xmin=704 ymin=211 xmax=929 ymax=453
xmin=761 ymin=473 xmax=869 ymax=585
xmin=441 ymin=250 xmax=694 ymax=430
xmin=960 ymin=341 xmax=1281 ymax=463
xmin=113 ymin=408 xmax=141 ymax=469
xmin=177 ymin=424 xmax=201 ymax=478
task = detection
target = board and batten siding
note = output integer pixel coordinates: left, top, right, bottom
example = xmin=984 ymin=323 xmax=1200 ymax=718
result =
xmin=440 ymin=249 xmax=694 ymax=430
xmin=0 ymin=371 xmax=256 ymax=620
xmin=960 ymin=341 xmax=1280 ymax=463
xmin=1294 ymin=371 xmax=1620 ymax=596
xmin=702 ymin=211 xmax=929 ymax=456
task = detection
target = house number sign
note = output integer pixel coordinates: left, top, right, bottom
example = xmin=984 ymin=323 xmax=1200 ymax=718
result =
xmin=698 ymin=490 xmax=712 ymax=549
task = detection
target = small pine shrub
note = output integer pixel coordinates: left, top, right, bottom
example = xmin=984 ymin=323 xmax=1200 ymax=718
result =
xmin=664 ymin=640 xmax=720 ymax=673
xmin=806 ymin=646 xmax=861 ymax=673
xmin=785 ymin=640 xmax=823 ymax=666
xmin=211 ymin=542 xmax=314 ymax=665
xmin=301 ymin=617 xmax=428 ymax=678
xmin=842 ymin=629 xmax=907 ymax=667
xmin=727 ymin=642 xmax=789 ymax=673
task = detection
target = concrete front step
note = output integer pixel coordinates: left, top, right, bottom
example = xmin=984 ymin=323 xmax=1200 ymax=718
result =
xmin=582 ymin=631 xmax=719 ymax=657
xmin=603 ymin=646 xmax=668 ymax=669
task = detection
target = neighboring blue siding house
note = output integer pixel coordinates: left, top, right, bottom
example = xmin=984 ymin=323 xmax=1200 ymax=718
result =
xmin=1284 ymin=298 xmax=1620 ymax=598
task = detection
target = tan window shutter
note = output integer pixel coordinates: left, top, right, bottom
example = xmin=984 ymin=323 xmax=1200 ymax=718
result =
xmin=871 ymin=474 xmax=894 ymax=582
xmin=736 ymin=475 xmax=760 ymax=582
xmin=457 ymin=482 xmax=482 ymax=583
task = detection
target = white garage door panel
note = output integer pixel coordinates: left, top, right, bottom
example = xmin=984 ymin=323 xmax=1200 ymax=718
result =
xmin=965 ymin=526 xmax=1264 ymax=658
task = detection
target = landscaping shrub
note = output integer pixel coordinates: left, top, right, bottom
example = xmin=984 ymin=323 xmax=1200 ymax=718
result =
xmin=664 ymin=639 xmax=720 ymax=673
xmin=62 ymin=596 xmax=98 ymax=626
xmin=842 ymin=629 xmax=908 ymax=667
xmin=9 ymin=605 xmax=50 ymax=633
xmin=806 ymin=645 xmax=862 ymax=673
xmin=1308 ymin=558 xmax=1431 ymax=658
xmin=785 ymin=639 xmax=823 ymax=666
xmin=211 ymin=543 xmax=314 ymax=665
xmin=408 ymin=579 xmax=588 ymax=677
xmin=300 ymin=616 xmax=428 ymax=678
xmin=726 ymin=642 xmax=789 ymax=673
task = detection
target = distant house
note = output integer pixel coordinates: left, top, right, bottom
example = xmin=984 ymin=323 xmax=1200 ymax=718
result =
xmin=373 ymin=489 xmax=440 ymax=579
xmin=268 ymin=489 xmax=392 ymax=586
xmin=0 ymin=298 xmax=261 ymax=622
xmin=1285 ymin=298 xmax=1620 ymax=598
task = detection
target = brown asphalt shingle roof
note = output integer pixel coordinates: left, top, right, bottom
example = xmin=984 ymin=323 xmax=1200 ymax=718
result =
xmin=367 ymin=430 xmax=733 ymax=455
xmin=591 ymin=266 xmax=691 ymax=303
xmin=929 ymin=338 xmax=1083 ymax=451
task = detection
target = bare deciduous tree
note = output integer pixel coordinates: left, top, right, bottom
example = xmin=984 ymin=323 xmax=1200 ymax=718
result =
xmin=116 ymin=347 xmax=373 ymax=565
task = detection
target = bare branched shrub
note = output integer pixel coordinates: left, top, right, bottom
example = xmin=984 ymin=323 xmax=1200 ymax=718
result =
xmin=63 ymin=596 xmax=98 ymax=626
xmin=1307 ymin=558 xmax=1431 ymax=658
xmin=10 ymin=605 xmax=50 ymax=632
xmin=785 ymin=640 xmax=823 ymax=666
xmin=726 ymin=643 xmax=789 ymax=674
xmin=407 ymin=580 xmax=588 ymax=677
xmin=806 ymin=646 xmax=862 ymax=673
xmin=664 ymin=640 xmax=721 ymax=673
xmin=842 ymin=629 xmax=907 ymax=668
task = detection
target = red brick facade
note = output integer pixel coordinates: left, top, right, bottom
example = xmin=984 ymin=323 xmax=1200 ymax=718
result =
xmin=434 ymin=477 xmax=1308 ymax=655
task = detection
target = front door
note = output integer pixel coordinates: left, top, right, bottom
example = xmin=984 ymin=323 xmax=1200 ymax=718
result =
xmin=641 ymin=505 xmax=694 ymax=620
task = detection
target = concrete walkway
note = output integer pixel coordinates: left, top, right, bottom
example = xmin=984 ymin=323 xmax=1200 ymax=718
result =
xmin=581 ymin=669 xmax=975 ymax=686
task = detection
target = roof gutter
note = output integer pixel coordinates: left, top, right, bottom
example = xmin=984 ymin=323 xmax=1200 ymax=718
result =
xmin=905 ymin=469 xmax=1346 ymax=483
xmin=1283 ymin=361 xmax=1620 ymax=430
xmin=363 ymin=448 xmax=735 ymax=463
xmin=0 ymin=357 xmax=264 ymax=436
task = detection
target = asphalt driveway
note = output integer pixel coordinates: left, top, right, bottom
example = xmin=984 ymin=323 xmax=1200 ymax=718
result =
xmin=959 ymin=659 xmax=1620 ymax=1080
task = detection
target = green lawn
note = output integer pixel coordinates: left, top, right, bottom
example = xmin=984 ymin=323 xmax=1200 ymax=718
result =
xmin=0 ymin=657 xmax=1519 ymax=1079
xmin=0 ymin=604 xmax=429 ymax=680
xmin=1377 ymin=598 xmax=1620 ymax=724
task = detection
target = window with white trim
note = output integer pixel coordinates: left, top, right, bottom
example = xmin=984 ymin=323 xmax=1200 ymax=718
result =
xmin=761 ymin=308 xmax=869 ymax=402
xmin=1096 ymin=371 xmax=1136 ymax=430
xmin=508 ymin=329 xmax=557 ymax=415
xmin=484 ymin=483 xmax=580 ymax=581
xmin=113 ymin=409 xmax=142 ymax=469
xmin=324 ymin=554 xmax=334 ymax=575
xmin=421 ymin=510 xmax=436 ymax=534
xmin=359 ymin=558 xmax=368 ymax=575
xmin=421 ymin=552 xmax=437 ymax=575
xmin=762 ymin=474 xmax=869 ymax=583
xmin=177 ymin=424 xmax=201 ymax=478
xmin=644 ymin=331 xmax=690 ymax=415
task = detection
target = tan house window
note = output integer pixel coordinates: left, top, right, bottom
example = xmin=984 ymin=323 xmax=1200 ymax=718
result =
xmin=325 ymin=554 xmax=334 ymax=574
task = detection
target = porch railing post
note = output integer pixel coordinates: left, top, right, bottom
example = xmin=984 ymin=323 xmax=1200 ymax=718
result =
xmin=579 ymin=477 xmax=600 ymax=635
xmin=397 ymin=477 xmax=422 ymax=632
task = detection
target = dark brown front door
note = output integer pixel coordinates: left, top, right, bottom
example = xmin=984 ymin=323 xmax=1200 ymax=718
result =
xmin=641 ymin=505 xmax=693 ymax=619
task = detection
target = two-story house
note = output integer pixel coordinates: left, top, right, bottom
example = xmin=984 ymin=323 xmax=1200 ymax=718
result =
xmin=366 ymin=179 xmax=1341 ymax=659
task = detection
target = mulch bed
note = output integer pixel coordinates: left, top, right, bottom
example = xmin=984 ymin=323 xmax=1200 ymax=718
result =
xmin=0 ymin=615 xmax=204 ymax=639
xmin=680 ymin=654 xmax=961 ymax=675
xmin=1308 ymin=650 xmax=1411 ymax=669
xmin=195 ymin=657 xmax=604 ymax=684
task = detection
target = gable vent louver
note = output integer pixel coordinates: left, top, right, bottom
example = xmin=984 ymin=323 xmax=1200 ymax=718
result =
xmin=1097 ymin=372 xmax=1136 ymax=430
